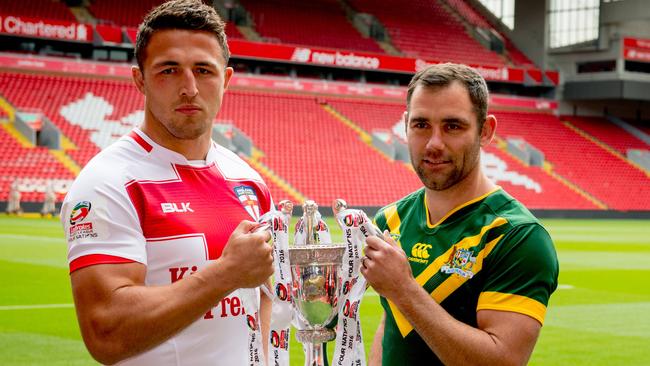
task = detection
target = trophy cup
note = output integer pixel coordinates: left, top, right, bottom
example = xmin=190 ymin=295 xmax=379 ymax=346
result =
xmin=288 ymin=200 xmax=346 ymax=366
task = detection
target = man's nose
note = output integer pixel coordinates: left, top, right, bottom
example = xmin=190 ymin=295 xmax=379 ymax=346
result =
xmin=425 ymin=127 xmax=445 ymax=151
xmin=179 ymin=69 xmax=198 ymax=97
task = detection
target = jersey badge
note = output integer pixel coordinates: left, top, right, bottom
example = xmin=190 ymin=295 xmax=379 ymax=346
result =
xmin=70 ymin=201 xmax=92 ymax=225
xmin=440 ymin=247 xmax=476 ymax=278
xmin=234 ymin=185 xmax=261 ymax=220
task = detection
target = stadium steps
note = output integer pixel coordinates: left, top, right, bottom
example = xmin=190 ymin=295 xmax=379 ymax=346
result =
xmin=49 ymin=150 xmax=81 ymax=176
xmin=69 ymin=6 xmax=96 ymax=24
xmin=438 ymin=0 xmax=511 ymax=66
xmin=321 ymin=104 xmax=372 ymax=143
xmin=322 ymin=103 xmax=409 ymax=166
xmin=237 ymin=25 xmax=263 ymax=42
xmin=492 ymin=135 xmax=608 ymax=209
xmin=541 ymin=165 xmax=608 ymax=209
xmin=376 ymin=40 xmax=402 ymax=56
xmin=322 ymin=102 xmax=414 ymax=170
xmin=1 ymin=122 xmax=33 ymax=148
xmin=246 ymin=148 xmax=307 ymax=203
xmin=563 ymin=121 xmax=650 ymax=178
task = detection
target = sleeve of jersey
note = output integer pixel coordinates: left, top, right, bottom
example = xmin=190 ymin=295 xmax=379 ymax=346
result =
xmin=477 ymin=224 xmax=559 ymax=325
xmin=62 ymin=173 xmax=146 ymax=273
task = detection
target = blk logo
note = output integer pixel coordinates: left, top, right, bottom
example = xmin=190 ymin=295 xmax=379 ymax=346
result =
xmin=161 ymin=202 xmax=194 ymax=213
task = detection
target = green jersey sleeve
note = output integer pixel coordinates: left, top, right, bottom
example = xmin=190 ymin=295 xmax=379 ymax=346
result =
xmin=478 ymin=223 xmax=559 ymax=325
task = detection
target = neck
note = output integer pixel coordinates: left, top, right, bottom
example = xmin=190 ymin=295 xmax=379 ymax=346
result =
xmin=424 ymin=166 xmax=496 ymax=225
xmin=140 ymin=115 xmax=211 ymax=161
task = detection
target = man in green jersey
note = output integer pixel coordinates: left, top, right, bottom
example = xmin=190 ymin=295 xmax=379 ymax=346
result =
xmin=362 ymin=63 xmax=559 ymax=366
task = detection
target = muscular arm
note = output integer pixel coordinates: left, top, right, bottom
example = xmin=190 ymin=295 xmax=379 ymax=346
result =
xmin=362 ymin=235 xmax=541 ymax=366
xmin=392 ymin=280 xmax=540 ymax=366
xmin=71 ymin=221 xmax=272 ymax=365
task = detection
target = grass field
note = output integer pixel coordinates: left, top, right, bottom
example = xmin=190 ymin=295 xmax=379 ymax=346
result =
xmin=1 ymin=215 xmax=649 ymax=365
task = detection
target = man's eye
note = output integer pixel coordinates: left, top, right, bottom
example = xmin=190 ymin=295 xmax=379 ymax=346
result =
xmin=446 ymin=124 xmax=461 ymax=131
xmin=413 ymin=122 xmax=427 ymax=129
xmin=196 ymin=68 xmax=211 ymax=74
xmin=161 ymin=68 xmax=175 ymax=75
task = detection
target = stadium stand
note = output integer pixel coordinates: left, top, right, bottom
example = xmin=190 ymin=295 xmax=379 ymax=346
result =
xmin=562 ymin=116 xmax=649 ymax=155
xmin=225 ymin=21 xmax=244 ymax=40
xmin=218 ymin=90 xmax=422 ymax=206
xmin=0 ymin=0 xmax=77 ymax=22
xmin=495 ymin=111 xmax=650 ymax=210
xmin=89 ymin=0 xmax=242 ymax=41
xmin=443 ymin=0 xmax=536 ymax=67
xmin=629 ymin=120 xmax=650 ymax=136
xmin=88 ymin=0 xmax=164 ymax=27
xmin=349 ymin=0 xmax=505 ymax=65
xmin=239 ymin=0 xmax=383 ymax=53
xmin=1 ymin=67 xmax=647 ymax=210
xmin=0 ymin=126 xmax=73 ymax=202
xmin=0 ymin=72 xmax=143 ymax=167
xmin=326 ymin=97 xmax=599 ymax=209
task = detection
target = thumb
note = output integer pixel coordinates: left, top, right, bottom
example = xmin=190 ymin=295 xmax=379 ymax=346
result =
xmin=233 ymin=220 xmax=257 ymax=235
xmin=382 ymin=230 xmax=399 ymax=247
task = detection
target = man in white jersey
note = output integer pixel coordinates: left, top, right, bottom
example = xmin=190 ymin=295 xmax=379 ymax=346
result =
xmin=61 ymin=1 xmax=274 ymax=364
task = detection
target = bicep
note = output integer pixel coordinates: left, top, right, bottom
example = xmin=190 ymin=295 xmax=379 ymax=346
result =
xmin=71 ymin=262 xmax=146 ymax=320
xmin=476 ymin=309 xmax=541 ymax=364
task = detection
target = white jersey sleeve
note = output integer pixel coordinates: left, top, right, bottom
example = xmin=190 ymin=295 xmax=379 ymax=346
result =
xmin=61 ymin=144 xmax=146 ymax=272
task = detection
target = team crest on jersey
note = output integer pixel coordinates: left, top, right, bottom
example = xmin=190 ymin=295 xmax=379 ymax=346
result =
xmin=69 ymin=201 xmax=92 ymax=225
xmin=234 ymin=185 xmax=261 ymax=220
xmin=440 ymin=247 xmax=476 ymax=278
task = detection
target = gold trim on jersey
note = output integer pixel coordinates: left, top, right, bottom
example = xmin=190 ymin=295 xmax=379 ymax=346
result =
xmin=387 ymin=217 xmax=507 ymax=337
xmin=384 ymin=204 xmax=402 ymax=235
xmin=425 ymin=187 xmax=502 ymax=228
xmin=477 ymin=291 xmax=547 ymax=325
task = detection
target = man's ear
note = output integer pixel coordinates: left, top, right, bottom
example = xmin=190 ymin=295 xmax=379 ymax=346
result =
xmin=480 ymin=115 xmax=497 ymax=147
xmin=132 ymin=66 xmax=145 ymax=94
xmin=223 ymin=67 xmax=234 ymax=91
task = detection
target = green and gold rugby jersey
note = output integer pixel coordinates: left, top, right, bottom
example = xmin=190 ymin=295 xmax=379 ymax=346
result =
xmin=374 ymin=187 xmax=558 ymax=366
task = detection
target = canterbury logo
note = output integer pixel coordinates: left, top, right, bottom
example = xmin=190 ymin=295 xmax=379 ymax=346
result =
xmin=161 ymin=202 xmax=194 ymax=213
xmin=411 ymin=243 xmax=432 ymax=259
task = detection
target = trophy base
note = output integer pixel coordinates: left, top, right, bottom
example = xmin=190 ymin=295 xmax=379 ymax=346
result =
xmin=295 ymin=328 xmax=336 ymax=344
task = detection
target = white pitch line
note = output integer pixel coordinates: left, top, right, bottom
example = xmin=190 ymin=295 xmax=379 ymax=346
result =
xmin=0 ymin=303 xmax=74 ymax=311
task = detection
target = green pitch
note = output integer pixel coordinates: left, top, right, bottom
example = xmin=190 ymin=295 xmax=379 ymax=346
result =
xmin=1 ymin=215 xmax=649 ymax=365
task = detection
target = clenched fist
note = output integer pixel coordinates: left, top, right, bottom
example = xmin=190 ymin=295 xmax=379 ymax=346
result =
xmin=361 ymin=231 xmax=415 ymax=300
xmin=220 ymin=220 xmax=273 ymax=289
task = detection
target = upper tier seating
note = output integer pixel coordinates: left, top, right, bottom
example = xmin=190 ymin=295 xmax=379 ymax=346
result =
xmin=239 ymin=0 xmax=383 ymax=53
xmin=89 ymin=0 xmax=242 ymax=40
xmin=349 ymin=0 xmax=505 ymax=65
xmin=89 ymin=0 xmax=169 ymax=27
xmin=562 ymin=116 xmax=649 ymax=155
xmin=444 ymin=0 xmax=535 ymax=67
xmin=1 ymin=0 xmax=76 ymax=22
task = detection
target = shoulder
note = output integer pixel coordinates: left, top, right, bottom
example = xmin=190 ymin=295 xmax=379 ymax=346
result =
xmin=374 ymin=188 xmax=424 ymax=227
xmin=483 ymin=189 xmax=542 ymax=228
xmin=212 ymin=143 xmax=264 ymax=183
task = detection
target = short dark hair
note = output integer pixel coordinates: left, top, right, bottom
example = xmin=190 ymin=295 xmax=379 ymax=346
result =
xmin=134 ymin=0 xmax=230 ymax=70
xmin=406 ymin=63 xmax=489 ymax=128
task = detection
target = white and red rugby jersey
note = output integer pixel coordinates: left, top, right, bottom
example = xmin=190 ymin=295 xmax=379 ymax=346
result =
xmin=61 ymin=129 xmax=273 ymax=365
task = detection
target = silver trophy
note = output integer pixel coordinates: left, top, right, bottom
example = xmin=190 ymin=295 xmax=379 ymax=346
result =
xmin=288 ymin=200 xmax=346 ymax=366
